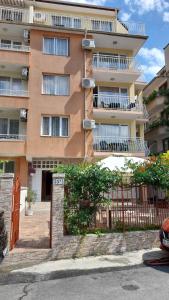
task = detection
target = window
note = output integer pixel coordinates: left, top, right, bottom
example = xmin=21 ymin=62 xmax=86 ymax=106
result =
xmin=1 ymin=9 xmax=23 ymax=22
xmin=43 ymin=37 xmax=69 ymax=56
xmin=51 ymin=15 xmax=81 ymax=29
xmin=0 ymin=118 xmax=19 ymax=136
xmin=94 ymin=124 xmax=129 ymax=138
xmin=0 ymin=40 xmax=22 ymax=50
xmin=91 ymin=20 xmax=113 ymax=32
xmin=43 ymin=75 xmax=69 ymax=96
xmin=0 ymin=161 xmax=15 ymax=173
xmin=41 ymin=116 xmax=68 ymax=137
xmin=163 ymin=138 xmax=169 ymax=152
xmin=0 ymin=77 xmax=22 ymax=94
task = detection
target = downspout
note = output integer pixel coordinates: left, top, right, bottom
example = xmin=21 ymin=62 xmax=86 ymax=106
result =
xmin=84 ymin=29 xmax=88 ymax=161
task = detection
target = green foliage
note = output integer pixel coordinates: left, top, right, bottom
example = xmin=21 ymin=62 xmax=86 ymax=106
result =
xmin=147 ymin=119 xmax=169 ymax=131
xmin=25 ymin=188 xmax=37 ymax=207
xmin=0 ymin=161 xmax=4 ymax=174
xmin=144 ymin=89 xmax=169 ymax=105
xmin=128 ymin=152 xmax=169 ymax=190
xmin=54 ymin=163 xmax=122 ymax=235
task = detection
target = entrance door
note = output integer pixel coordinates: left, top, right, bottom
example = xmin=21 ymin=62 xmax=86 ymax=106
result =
xmin=41 ymin=171 xmax=52 ymax=202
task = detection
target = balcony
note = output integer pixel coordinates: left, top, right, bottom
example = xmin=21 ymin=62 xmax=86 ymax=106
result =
xmin=0 ymin=6 xmax=29 ymax=23
xmin=0 ymin=6 xmax=146 ymax=36
xmin=0 ymin=134 xmax=25 ymax=140
xmin=0 ymin=42 xmax=30 ymax=52
xmin=93 ymin=94 xmax=147 ymax=120
xmin=93 ymin=136 xmax=149 ymax=156
xmin=0 ymin=134 xmax=26 ymax=156
xmin=93 ymin=54 xmax=141 ymax=83
xmin=0 ymin=108 xmax=26 ymax=156
xmin=33 ymin=11 xmax=145 ymax=35
xmin=0 ymin=89 xmax=28 ymax=97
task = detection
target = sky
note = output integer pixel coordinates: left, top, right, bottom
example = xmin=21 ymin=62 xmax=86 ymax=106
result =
xmin=61 ymin=0 xmax=169 ymax=83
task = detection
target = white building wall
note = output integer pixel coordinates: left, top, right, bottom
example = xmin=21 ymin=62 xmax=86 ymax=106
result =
xmin=31 ymin=169 xmax=42 ymax=202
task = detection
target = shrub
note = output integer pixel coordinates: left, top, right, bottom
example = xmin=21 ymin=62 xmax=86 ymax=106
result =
xmin=54 ymin=163 xmax=122 ymax=235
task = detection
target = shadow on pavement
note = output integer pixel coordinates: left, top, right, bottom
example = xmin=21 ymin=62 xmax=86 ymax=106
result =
xmin=143 ymin=249 xmax=169 ymax=273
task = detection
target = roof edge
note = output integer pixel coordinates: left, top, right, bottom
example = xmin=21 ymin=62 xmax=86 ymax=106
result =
xmin=34 ymin=0 xmax=119 ymax=12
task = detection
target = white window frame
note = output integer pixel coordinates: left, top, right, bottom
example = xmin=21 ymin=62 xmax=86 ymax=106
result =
xmin=43 ymin=37 xmax=69 ymax=56
xmin=41 ymin=116 xmax=69 ymax=137
xmin=42 ymin=74 xmax=70 ymax=96
xmin=0 ymin=117 xmax=20 ymax=135
xmin=0 ymin=39 xmax=22 ymax=49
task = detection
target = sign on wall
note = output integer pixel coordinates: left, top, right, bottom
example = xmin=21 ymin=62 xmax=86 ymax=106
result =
xmin=53 ymin=178 xmax=64 ymax=185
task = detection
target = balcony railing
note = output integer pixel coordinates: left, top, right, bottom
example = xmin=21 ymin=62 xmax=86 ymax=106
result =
xmin=93 ymin=54 xmax=139 ymax=71
xmin=121 ymin=21 xmax=145 ymax=36
xmin=0 ymin=43 xmax=30 ymax=52
xmin=0 ymin=6 xmax=145 ymax=35
xmin=0 ymin=134 xmax=26 ymax=140
xmin=33 ymin=11 xmax=145 ymax=35
xmin=0 ymin=89 xmax=29 ymax=97
xmin=0 ymin=6 xmax=29 ymax=23
xmin=94 ymin=136 xmax=149 ymax=154
xmin=93 ymin=94 xmax=143 ymax=111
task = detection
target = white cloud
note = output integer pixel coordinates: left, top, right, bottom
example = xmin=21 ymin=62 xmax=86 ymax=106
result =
xmin=120 ymin=12 xmax=131 ymax=21
xmin=163 ymin=12 xmax=169 ymax=22
xmin=138 ymin=47 xmax=165 ymax=78
xmin=124 ymin=0 xmax=169 ymax=15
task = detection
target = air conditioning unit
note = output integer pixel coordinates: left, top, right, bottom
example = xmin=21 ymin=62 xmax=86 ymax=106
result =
xmin=83 ymin=119 xmax=95 ymax=130
xmin=33 ymin=12 xmax=46 ymax=23
xmin=20 ymin=109 xmax=27 ymax=121
xmin=23 ymin=30 xmax=30 ymax=43
xmin=82 ymin=39 xmax=95 ymax=50
xmin=21 ymin=67 xmax=29 ymax=79
xmin=82 ymin=78 xmax=95 ymax=89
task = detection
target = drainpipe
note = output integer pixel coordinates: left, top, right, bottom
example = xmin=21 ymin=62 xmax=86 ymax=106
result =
xmin=84 ymin=29 xmax=88 ymax=161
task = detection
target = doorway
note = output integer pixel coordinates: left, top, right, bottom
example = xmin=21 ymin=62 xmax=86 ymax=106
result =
xmin=41 ymin=171 xmax=52 ymax=202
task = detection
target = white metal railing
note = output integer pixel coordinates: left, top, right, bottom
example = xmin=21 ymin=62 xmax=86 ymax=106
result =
xmin=0 ymin=6 xmax=145 ymax=35
xmin=0 ymin=43 xmax=30 ymax=52
xmin=0 ymin=89 xmax=29 ymax=97
xmin=93 ymin=54 xmax=139 ymax=71
xmin=93 ymin=94 xmax=143 ymax=111
xmin=93 ymin=136 xmax=149 ymax=153
xmin=0 ymin=6 xmax=29 ymax=23
xmin=0 ymin=134 xmax=26 ymax=140
xmin=122 ymin=21 xmax=145 ymax=36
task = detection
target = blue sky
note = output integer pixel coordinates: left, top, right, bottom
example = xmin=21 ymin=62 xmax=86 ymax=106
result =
xmin=61 ymin=0 xmax=169 ymax=82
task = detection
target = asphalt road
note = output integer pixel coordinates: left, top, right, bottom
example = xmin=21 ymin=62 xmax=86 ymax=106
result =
xmin=0 ymin=265 xmax=169 ymax=300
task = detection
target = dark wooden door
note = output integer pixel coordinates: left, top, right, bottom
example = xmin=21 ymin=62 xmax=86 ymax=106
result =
xmin=10 ymin=177 xmax=20 ymax=250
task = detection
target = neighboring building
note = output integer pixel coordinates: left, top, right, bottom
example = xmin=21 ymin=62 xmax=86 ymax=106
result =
xmin=144 ymin=44 xmax=169 ymax=154
xmin=0 ymin=0 xmax=148 ymax=201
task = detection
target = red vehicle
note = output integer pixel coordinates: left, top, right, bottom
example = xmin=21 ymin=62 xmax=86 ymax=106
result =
xmin=159 ymin=218 xmax=169 ymax=251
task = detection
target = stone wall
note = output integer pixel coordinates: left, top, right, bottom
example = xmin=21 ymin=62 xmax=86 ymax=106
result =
xmin=0 ymin=174 xmax=14 ymax=249
xmin=51 ymin=174 xmax=160 ymax=259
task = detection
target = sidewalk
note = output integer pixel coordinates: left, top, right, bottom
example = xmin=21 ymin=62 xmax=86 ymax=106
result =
xmin=0 ymin=247 xmax=168 ymax=285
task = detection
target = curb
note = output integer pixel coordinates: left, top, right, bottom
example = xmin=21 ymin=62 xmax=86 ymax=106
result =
xmin=0 ymin=264 xmax=145 ymax=285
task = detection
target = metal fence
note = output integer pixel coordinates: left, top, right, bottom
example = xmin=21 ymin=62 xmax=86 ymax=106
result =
xmin=65 ymin=185 xmax=169 ymax=233
xmin=96 ymin=185 xmax=169 ymax=231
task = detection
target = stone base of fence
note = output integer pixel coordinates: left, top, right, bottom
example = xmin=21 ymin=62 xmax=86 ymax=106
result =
xmin=49 ymin=230 xmax=159 ymax=259
xmin=50 ymin=174 xmax=160 ymax=259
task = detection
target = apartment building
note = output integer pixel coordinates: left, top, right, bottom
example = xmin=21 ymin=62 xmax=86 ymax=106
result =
xmin=144 ymin=44 xmax=169 ymax=154
xmin=0 ymin=0 xmax=148 ymax=201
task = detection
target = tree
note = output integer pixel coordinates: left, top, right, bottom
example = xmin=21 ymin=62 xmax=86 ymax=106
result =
xmin=128 ymin=152 xmax=169 ymax=190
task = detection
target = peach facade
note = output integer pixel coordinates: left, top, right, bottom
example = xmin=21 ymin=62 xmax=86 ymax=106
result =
xmin=0 ymin=0 xmax=148 ymax=200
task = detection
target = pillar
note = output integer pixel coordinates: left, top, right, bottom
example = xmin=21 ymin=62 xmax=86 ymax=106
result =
xmin=51 ymin=173 xmax=65 ymax=248
xmin=0 ymin=174 xmax=14 ymax=250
